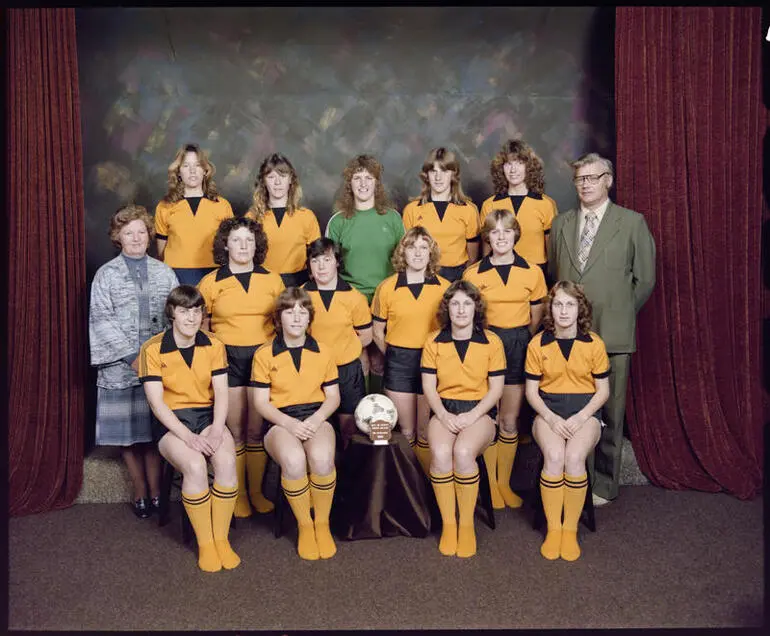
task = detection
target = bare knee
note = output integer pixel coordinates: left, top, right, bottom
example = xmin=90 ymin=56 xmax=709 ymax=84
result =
xmin=542 ymin=445 xmax=565 ymax=475
xmin=181 ymin=454 xmax=209 ymax=491
xmin=306 ymin=448 xmax=334 ymax=476
xmin=430 ymin=443 xmax=453 ymax=475
xmin=564 ymin=449 xmax=588 ymax=476
xmin=452 ymin=443 xmax=476 ymax=475
xmin=278 ymin=449 xmax=307 ymax=480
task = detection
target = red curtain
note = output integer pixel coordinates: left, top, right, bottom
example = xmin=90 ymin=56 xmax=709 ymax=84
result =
xmin=7 ymin=8 xmax=87 ymax=515
xmin=615 ymin=7 xmax=764 ymax=499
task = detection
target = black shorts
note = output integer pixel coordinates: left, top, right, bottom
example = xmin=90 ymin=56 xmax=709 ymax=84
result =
xmin=384 ymin=345 xmax=423 ymax=394
xmin=338 ymin=358 xmax=366 ymax=415
xmin=266 ymin=402 xmax=324 ymax=431
xmin=439 ymin=262 xmax=468 ymax=282
xmin=225 ymin=344 xmax=260 ymax=387
xmin=488 ymin=325 xmax=531 ymax=385
xmin=280 ymin=270 xmax=310 ymax=289
xmin=431 ymin=398 xmax=498 ymax=422
xmin=539 ymin=391 xmax=602 ymax=423
xmin=154 ymin=406 xmax=213 ymax=442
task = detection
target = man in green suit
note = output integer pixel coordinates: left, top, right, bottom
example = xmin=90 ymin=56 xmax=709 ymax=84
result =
xmin=547 ymin=152 xmax=656 ymax=504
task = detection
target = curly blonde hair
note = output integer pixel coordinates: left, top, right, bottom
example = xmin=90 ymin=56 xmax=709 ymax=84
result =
xmin=108 ymin=204 xmax=155 ymax=249
xmin=163 ymin=143 xmax=219 ymax=204
xmin=415 ymin=147 xmax=473 ymax=206
xmin=247 ymin=153 xmax=303 ymax=222
xmin=490 ymin=139 xmax=545 ymax=196
xmin=334 ymin=155 xmax=393 ymax=219
xmin=390 ymin=226 xmax=441 ymax=278
xmin=541 ymin=281 xmax=593 ymax=336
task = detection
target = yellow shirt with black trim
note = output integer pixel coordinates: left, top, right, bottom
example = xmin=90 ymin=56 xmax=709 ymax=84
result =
xmin=402 ymin=199 xmax=480 ymax=267
xmin=139 ymin=329 xmax=228 ymax=409
xmin=303 ymin=278 xmax=372 ymax=366
xmin=421 ymin=328 xmax=506 ymax=401
xmin=250 ymin=334 xmax=339 ymax=409
xmin=524 ymin=330 xmax=610 ymax=394
xmin=479 ymin=192 xmax=557 ymax=264
xmin=154 ymin=197 xmax=234 ymax=268
xmin=462 ymin=253 xmax=547 ymax=329
xmin=245 ymin=206 xmax=321 ymax=275
xmin=371 ymin=272 xmax=450 ymax=348
xmin=198 ymin=264 xmax=285 ymax=347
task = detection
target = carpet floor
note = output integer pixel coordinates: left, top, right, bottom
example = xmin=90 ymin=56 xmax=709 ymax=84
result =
xmin=8 ymin=485 xmax=764 ymax=631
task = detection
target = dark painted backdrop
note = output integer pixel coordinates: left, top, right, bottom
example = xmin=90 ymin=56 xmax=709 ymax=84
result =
xmin=76 ymin=6 xmax=614 ymax=449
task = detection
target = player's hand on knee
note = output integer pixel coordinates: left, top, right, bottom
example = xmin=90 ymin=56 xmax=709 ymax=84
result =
xmin=454 ymin=412 xmax=475 ymax=431
xmin=439 ymin=412 xmax=459 ymax=433
xmin=200 ymin=426 xmax=223 ymax=453
xmin=564 ymin=414 xmax=586 ymax=436
xmin=548 ymin=415 xmax=572 ymax=440
xmin=186 ymin=431 xmax=215 ymax=456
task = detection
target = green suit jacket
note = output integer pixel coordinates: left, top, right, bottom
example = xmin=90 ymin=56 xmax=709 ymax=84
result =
xmin=547 ymin=201 xmax=656 ymax=354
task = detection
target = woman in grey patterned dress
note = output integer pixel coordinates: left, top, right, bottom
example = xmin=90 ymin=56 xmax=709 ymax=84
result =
xmin=89 ymin=204 xmax=179 ymax=518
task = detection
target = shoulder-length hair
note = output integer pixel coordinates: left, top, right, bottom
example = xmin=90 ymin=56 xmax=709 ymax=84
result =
xmin=480 ymin=208 xmax=521 ymax=246
xmin=437 ymin=279 xmax=487 ymax=332
xmin=390 ymin=226 xmax=441 ymax=278
xmin=415 ymin=147 xmax=472 ymax=206
xmin=164 ymin=285 xmax=206 ymax=322
xmin=541 ymin=280 xmax=593 ymax=336
xmin=271 ymin=286 xmax=315 ymax=334
xmin=212 ymin=217 xmax=268 ymax=268
xmin=163 ymin=143 xmax=220 ymax=204
xmin=109 ymin=203 xmax=155 ymax=249
xmin=247 ymin=153 xmax=303 ymax=222
xmin=334 ymin=154 xmax=393 ymax=219
xmin=490 ymin=139 xmax=546 ymax=196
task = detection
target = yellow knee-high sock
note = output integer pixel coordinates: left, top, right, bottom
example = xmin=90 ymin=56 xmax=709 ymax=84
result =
xmin=497 ymin=431 xmax=522 ymax=508
xmin=430 ymin=471 xmax=457 ymax=556
xmin=211 ymin=483 xmax=241 ymax=569
xmin=539 ymin=472 xmax=565 ymax=560
xmin=482 ymin=439 xmax=505 ymax=510
xmin=245 ymin=443 xmax=275 ymax=513
xmin=454 ymin=469 xmax=480 ymax=558
xmin=561 ymin=472 xmax=588 ymax=561
xmin=309 ymin=470 xmax=337 ymax=559
xmin=233 ymin=444 xmax=252 ymax=518
xmin=414 ymin=437 xmax=431 ymax=477
xmin=182 ymin=489 xmax=221 ymax=573
xmin=282 ymin=475 xmax=319 ymax=561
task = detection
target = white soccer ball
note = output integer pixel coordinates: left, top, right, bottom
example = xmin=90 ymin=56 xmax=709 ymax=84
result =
xmin=354 ymin=393 xmax=398 ymax=434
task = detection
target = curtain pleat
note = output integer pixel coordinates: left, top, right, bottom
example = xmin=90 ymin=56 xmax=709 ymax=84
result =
xmin=8 ymin=8 xmax=87 ymax=516
xmin=615 ymin=7 xmax=763 ymax=499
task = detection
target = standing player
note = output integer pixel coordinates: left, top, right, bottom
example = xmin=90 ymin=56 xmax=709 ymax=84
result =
xmin=198 ymin=217 xmax=285 ymax=517
xmin=402 ymin=147 xmax=480 ymax=281
xmin=463 ymin=209 xmax=547 ymax=509
xmin=303 ymin=237 xmax=372 ymax=448
xmin=245 ymin=153 xmax=321 ymax=288
xmin=155 ymin=143 xmax=234 ymax=285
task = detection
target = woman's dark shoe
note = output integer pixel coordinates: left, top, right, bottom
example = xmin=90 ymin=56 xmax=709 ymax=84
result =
xmin=133 ymin=498 xmax=151 ymax=519
xmin=150 ymin=496 xmax=161 ymax=514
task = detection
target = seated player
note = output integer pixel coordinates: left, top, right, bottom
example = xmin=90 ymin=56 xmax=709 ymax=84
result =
xmin=249 ymin=287 xmax=341 ymax=561
xmin=139 ymin=285 xmax=239 ymax=573
xmin=463 ymin=209 xmax=547 ymax=510
xmin=371 ymin=226 xmax=450 ymax=474
xmin=303 ymin=238 xmax=372 ymax=448
xmin=524 ymin=281 xmax=610 ymax=561
xmin=198 ymin=217 xmax=285 ymax=517
xmin=422 ymin=280 xmax=505 ymax=557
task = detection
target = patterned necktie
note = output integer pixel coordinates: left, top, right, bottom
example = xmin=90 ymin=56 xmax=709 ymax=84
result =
xmin=577 ymin=211 xmax=598 ymax=271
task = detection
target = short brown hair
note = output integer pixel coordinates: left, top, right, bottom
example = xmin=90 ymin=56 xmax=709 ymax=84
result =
xmin=164 ymin=285 xmax=206 ymax=322
xmin=541 ymin=280 xmax=593 ymax=336
xmin=109 ymin=204 xmax=155 ymax=249
xmin=271 ymin=287 xmax=315 ymax=334
xmin=480 ymin=208 xmax=521 ymax=246
xmin=436 ymin=279 xmax=487 ymax=332
xmin=212 ymin=217 xmax=268 ymax=267
xmin=391 ymin=226 xmax=441 ymax=278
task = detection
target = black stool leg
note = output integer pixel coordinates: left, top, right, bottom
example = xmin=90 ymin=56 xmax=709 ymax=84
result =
xmin=476 ymin=455 xmax=496 ymax=530
xmin=158 ymin=460 xmax=175 ymax=528
xmin=580 ymin=460 xmax=596 ymax=532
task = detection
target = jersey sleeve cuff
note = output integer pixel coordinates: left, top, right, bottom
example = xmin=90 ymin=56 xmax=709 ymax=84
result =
xmin=354 ymin=321 xmax=373 ymax=330
xmin=466 ymin=234 xmax=481 ymax=243
xmin=156 ymin=233 xmax=168 ymax=240
xmin=372 ymin=315 xmax=386 ymax=322
xmin=322 ymin=378 xmax=340 ymax=387
xmin=543 ymin=228 xmax=551 ymax=235
xmin=249 ymin=380 xmax=270 ymax=388
xmin=524 ymin=371 xmax=542 ymax=381
xmin=488 ymin=369 xmax=506 ymax=377
xmin=420 ymin=366 xmax=437 ymax=374
xmin=211 ymin=368 xmax=228 ymax=376
xmin=139 ymin=375 xmax=162 ymax=383
xmin=592 ymin=369 xmax=611 ymax=379
xmin=530 ymin=298 xmax=544 ymax=306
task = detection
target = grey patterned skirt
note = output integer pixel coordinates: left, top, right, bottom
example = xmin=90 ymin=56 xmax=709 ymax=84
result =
xmin=95 ymin=385 xmax=154 ymax=446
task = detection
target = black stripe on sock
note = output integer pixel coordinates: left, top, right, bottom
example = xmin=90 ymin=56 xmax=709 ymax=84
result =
xmin=430 ymin=473 xmax=454 ymax=485
xmin=282 ymin=483 xmax=310 ymax=497
xmin=309 ymin=480 xmax=336 ymax=491
xmin=540 ymin=475 xmax=565 ymax=488
xmin=454 ymin=472 xmax=480 ymax=485
xmin=498 ymin=433 xmax=519 ymax=445
xmin=212 ymin=486 xmax=238 ymax=499
xmin=565 ymin=476 xmax=588 ymax=489
xmin=182 ymin=491 xmax=211 ymax=505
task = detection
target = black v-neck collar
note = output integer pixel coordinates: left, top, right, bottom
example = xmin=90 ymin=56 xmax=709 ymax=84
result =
xmin=215 ymin=263 xmax=269 ymax=292
xmin=477 ymin=253 xmax=529 ymax=284
xmin=434 ymin=327 xmax=488 ymax=364
xmin=395 ymin=271 xmax=440 ymax=299
xmin=185 ymin=196 xmax=203 ymax=216
xmin=159 ymin=329 xmax=212 ymax=365
xmin=272 ymin=207 xmax=287 ymax=227
xmin=541 ymin=331 xmax=592 ymax=361
xmin=304 ymin=278 xmax=352 ymax=311
xmin=429 ymin=199 xmax=450 ymax=222
xmin=272 ymin=334 xmax=320 ymax=372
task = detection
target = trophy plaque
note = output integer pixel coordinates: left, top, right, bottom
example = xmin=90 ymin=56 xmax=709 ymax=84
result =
xmin=369 ymin=419 xmax=392 ymax=445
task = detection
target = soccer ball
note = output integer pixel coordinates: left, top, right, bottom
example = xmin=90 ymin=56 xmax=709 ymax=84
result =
xmin=354 ymin=393 xmax=398 ymax=434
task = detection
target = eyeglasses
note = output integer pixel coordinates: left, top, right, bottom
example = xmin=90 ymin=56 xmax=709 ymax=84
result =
xmin=573 ymin=172 xmax=608 ymax=185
